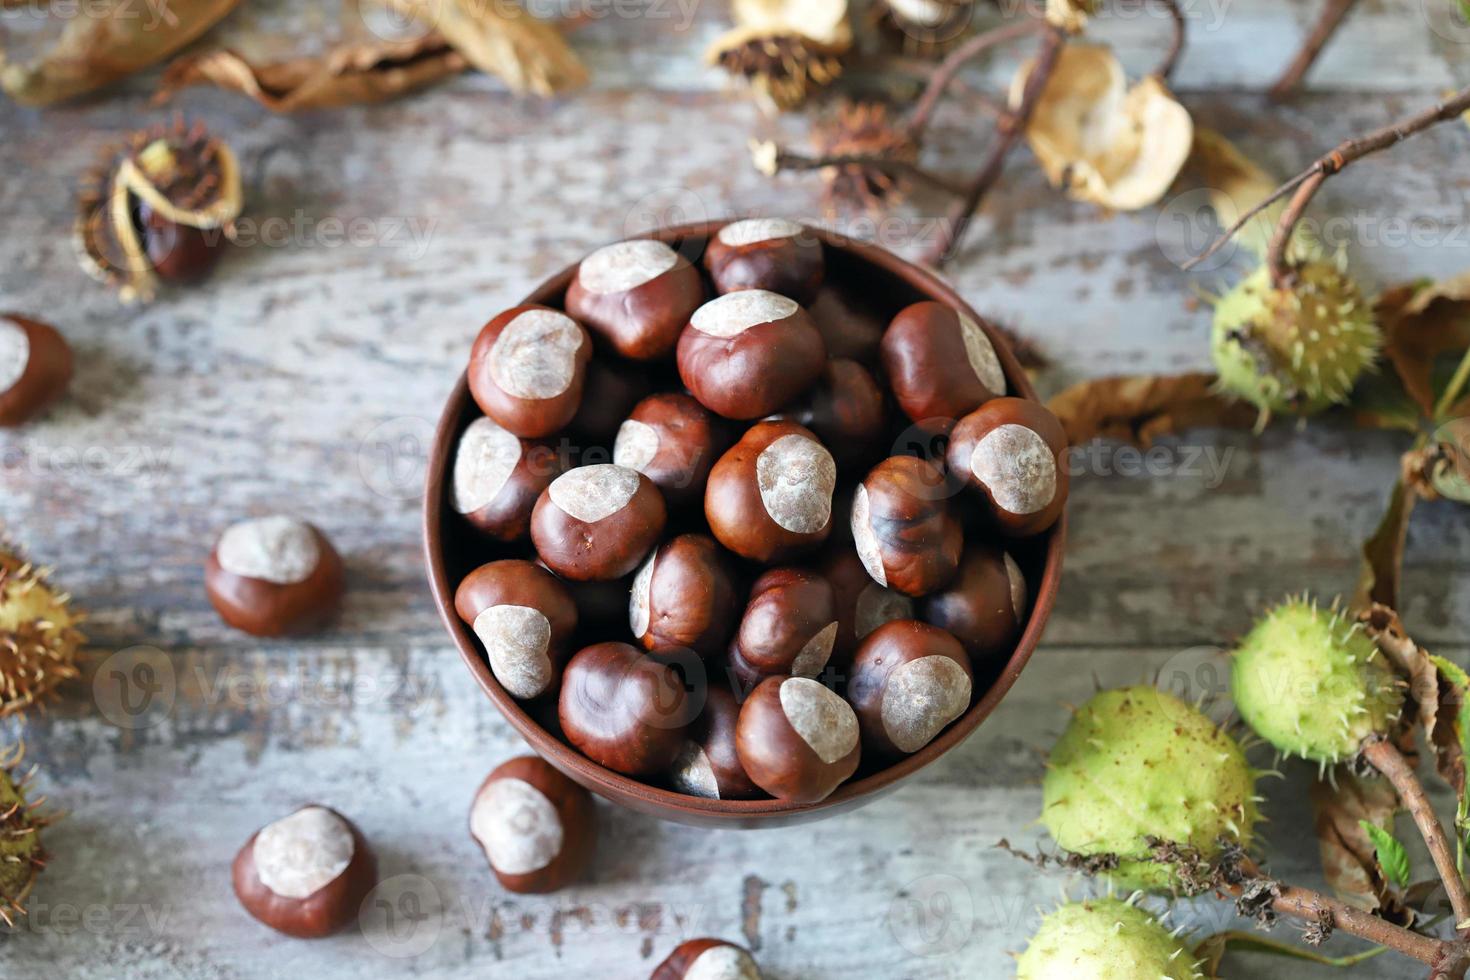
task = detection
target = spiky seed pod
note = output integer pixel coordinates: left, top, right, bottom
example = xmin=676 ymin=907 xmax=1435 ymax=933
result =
xmin=0 ymin=743 xmax=52 ymax=928
xmin=74 ymin=118 xmax=243 ymax=305
xmin=1231 ymin=596 xmax=1403 ymax=766
xmin=1211 ymin=258 xmax=1381 ymax=423
xmin=707 ymin=33 xmax=846 ymax=112
xmin=0 ymin=544 xmax=85 ymax=717
xmin=1041 ymin=686 xmax=1258 ymax=893
xmin=1016 ymin=897 xmax=1204 ymax=980
xmin=811 ymin=101 xmax=920 ymax=214
xmin=869 ymin=0 xmax=975 ymax=57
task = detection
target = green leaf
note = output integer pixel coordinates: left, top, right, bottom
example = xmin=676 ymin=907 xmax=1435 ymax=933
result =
xmin=1359 ymin=820 xmax=1412 ymax=890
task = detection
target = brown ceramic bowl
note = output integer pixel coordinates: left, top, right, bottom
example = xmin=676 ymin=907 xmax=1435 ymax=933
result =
xmin=424 ymin=221 xmax=1065 ymax=828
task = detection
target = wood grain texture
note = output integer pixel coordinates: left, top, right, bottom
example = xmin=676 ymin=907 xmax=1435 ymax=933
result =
xmin=1 ymin=0 xmax=1468 ymax=975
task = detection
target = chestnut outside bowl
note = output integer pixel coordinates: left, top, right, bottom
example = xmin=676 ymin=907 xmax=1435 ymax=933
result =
xmin=424 ymin=220 xmax=1066 ymax=829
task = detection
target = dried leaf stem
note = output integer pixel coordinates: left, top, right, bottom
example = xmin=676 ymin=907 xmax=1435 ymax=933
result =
xmin=1185 ymin=84 xmax=1470 ymax=274
xmin=905 ymin=17 xmax=1047 ymax=141
xmin=1361 ymin=736 xmax=1470 ymax=931
xmin=1269 ymin=0 xmax=1359 ymax=102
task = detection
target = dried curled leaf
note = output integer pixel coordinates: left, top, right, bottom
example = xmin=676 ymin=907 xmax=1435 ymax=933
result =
xmin=707 ymin=0 xmax=851 ymax=112
xmin=0 ymin=0 xmax=241 ymax=106
xmin=1046 ymin=372 xmax=1256 ymax=447
xmin=1361 ymin=603 xmax=1440 ymax=740
xmin=1352 ymin=474 xmax=1417 ymax=614
xmin=157 ymin=36 xmax=467 ymax=112
xmin=383 ymin=0 xmax=587 ymax=96
xmin=1374 ymin=274 xmax=1470 ymax=419
xmin=1011 ymin=44 xmax=1193 ymax=211
xmin=1309 ymin=771 xmax=1404 ymax=915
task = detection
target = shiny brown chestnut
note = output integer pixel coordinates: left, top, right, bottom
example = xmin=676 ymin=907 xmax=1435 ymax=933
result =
xmin=780 ymin=358 xmax=886 ymax=471
xmin=0 ymin=314 xmax=73 ymax=427
xmin=807 ymin=283 xmax=885 ymax=365
xmin=920 ymin=544 xmax=1029 ymax=666
xmin=846 ymin=620 xmax=974 ymax=757
xmin=531 ymin=464 xmax=667 ymax=581
xmin=666 ymin=685 xmax=762 ymax=801
xmin=558 ymin=641 xmax=694 ymax=776
xmin=468 ymin=304 xmax=592 ymax=438
xmin=945 ymin=397 xmax=1068 ymax=537
xmin=735 ymin=676 xmax=860 ymax=804
xmin=851 ymin=456 xmax=963 ymax=597
xmin=676 ymin=290 xmax=825 ymax=420
xmin=652 ymin=937 xmax=764 ymax=980
xmin=728 ymin=568 xmax=838 ymax=689
xmin=469 ymin=756 xmax=596 ymax=894
xmin=704 ymin=218 xmax=824 ymax=305
xmin=820 ymin=548 xmax=915 ymax=665
xmin=138 ymin=200 xmax=224 ymax=282
xmin=565 ymin=239 xmax=705 ymax=360
xmin=455 ymin=560 xmax=578 ymax=700
xmin=232 ymin=805 xmax=377 ymax=938
xmin=880 ymin=301 xmax=1006 ymax=433
xmin=451 ymin=416 xmax=562 ymax=542
xmin=614 ymin=393 xmax=719 ymax=508
xmin=705 ymin=421 xmax=836 ymax=563
xmin=629 ymin=533 xmax=738 ymax=660
xmin=205 ymin=516 xmax=346 ymax=636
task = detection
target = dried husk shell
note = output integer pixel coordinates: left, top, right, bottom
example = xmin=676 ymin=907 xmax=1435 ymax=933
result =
xmin=381 ymin=0 xmax=587 ymax=96
xmin=707 ymin=0 xmax=852 ymax=112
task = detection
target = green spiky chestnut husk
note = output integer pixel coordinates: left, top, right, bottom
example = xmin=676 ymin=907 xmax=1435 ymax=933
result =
xmin=1211 ymin=259 xmax=1380 ymax=420
xmin=1041 ymin=686 xmax=1258 ymax=893
xmin=1231 ymin=597 xmax=1403 ymax=765
xmin=1017 ymin=897 xmax=1203 ymax=980
xmin=0 ymin=743 xmax=49 ymax=928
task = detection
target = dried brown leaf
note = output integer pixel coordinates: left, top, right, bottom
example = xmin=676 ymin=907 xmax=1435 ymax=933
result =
xmin=1045 ymin=372 xmax=1257 ymax=447
xmin=156 ymin=36 xmax=466 ymax=112
xmin=383 ymin=0 xmax=586 ymax=96
xmin=0 ymin=0 xmax=241 ymax=106
xmin=1352 ymin=470 xmax=1420 ymax=614
xmin=1361 ymin=603 xmax=1439 ymax=739
xmin=1187 ymin=127 xmax=1283 ymax=257
xmin=1309 ymin=771 xmax=1403 ymax=915
xmin=1375 ymin=276 xmax=1470 ymax=419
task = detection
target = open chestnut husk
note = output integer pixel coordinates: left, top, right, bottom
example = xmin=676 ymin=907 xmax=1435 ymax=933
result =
xmin=531 ymin=464 xmax=667 ymax=581
xmin=455 ymin=560 xmax=578 ymax=700
xmin=451 ymin=417 xmax=562 ymax=542
xmin=205 ymin=516 xmax=345 ymax=637
xmin=613 ymin=392 xmax=721 ymax=508
xmin=920 ymin=544 xmax=1029 ymax=666
xmin=629 ymin=533 xmax=738 ymax=660
xmin=881 ymin=301 xmax=1006 ymax=433
xmin=705 ymin=421 xmax=836 ymax=563
xmin=735 ymin=676 xmax=860 ymax=804
xmin=667 ymin=684 xmax=762 ymax=801
xmin=703 ymin=218 xmax=824 ymax=305
xmin=0 ymin=314 xmax=73 ymax=427
xmin=846 ymin=620 xmax=973 ymax=757
xmin=945 ymin=396 xmax=1068 ymax=537
xmin=652 ymin=937 xmax=764 ymax=980
xmin=469 ymin=755 xmax=596 ymax=894
xmin=728 ymin=568 xmax=839 ymax=688
xmin=676 ymin=290 xmax=826 ymax=420
xmin=851 ymin=456 xmax=963 ymax=597
xmin=468 ymin=305 xmax=592 ymax=438
xmin=232 ymin=805 xmax=377 ymax=939
xmin=565 ymin=239 xmax=705 ymax=360
xmin=558 ymin=642 xmax=696 ymax=776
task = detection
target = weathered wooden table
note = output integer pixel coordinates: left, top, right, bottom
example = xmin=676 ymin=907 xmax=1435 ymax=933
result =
xmin=1 ymin=1 xmax=1467 ymax=976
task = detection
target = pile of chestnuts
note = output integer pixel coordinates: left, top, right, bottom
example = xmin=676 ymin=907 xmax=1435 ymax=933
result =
xmin=449 ymin=219 xmax=1066 ymax=807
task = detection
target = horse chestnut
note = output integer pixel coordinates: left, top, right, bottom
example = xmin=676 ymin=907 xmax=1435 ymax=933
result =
xmin=455 ymin=560 xmax=578 ymax=700
xmin=667 ymin=685 xmax=762 ymax=801
xmin=728 ymin=568 xmax=838 ymax=688
xmin=468 ymin=305 xmax=592 ymax=437
xmin=232 ymin=805 xmax=377 ymax=938
xmin=451 ymin=417 xmax=561 ymax=542
xmin=652 ymin=937 xmax=764 ymax=979
xmin=205 ymin=516 xmax=346 ymax=636
xmin=920 ymin=544 xmax=1029 ymax=665
xmin=780 ymin=359 xmax=886 ymax=471
xmin=558 ymin=642 xmax=694 ymax=776
xmin=705 ymin=421 xmax=836 ymax=562
xmin=469 ymin=755 xmax=596 ymax=894
xmin=0 ymin=314 xmax=72 ymax=427
xmin=735 ymin=676 xmax=860 ymax=804
xmin=945 ymin=397 xmax=1068 ymax=537
xmin=703 ymin=218 xmax=823 ymax=305
xmin=614 ymin=393 xmax=720 ymax=508
xmin=808 ymin=284 xmax=885 ymax=365
xmin=851 ymin=456 xmax=963 ymax=597
xmin=531 ymin=464 xmax=667 ymax=581
xmin=565 ymin=239 xmax=705 ymax=360
xmin=846 ymin=620 xmax=974 ymax=756
xmin=820 ymin=548 xmax=915 ymax=664
xmin=629 ymin=533 xmax=738 ymax=660
xmin=881 ymin=301 xmax=1006 ymax=433
xmin=676 ymin=290 xmax=825 ymax=419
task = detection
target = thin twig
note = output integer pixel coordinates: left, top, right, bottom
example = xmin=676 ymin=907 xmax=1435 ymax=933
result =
xmin=1266 ymin=171 xmax=1324 ymax=287
xmin=1269 ymin=0 xmax=1360 ymax=102
xmin=925 ymin=23 xmax=1067 ymax=267
xmin=1184 ymin=84 xmax=1470 ymax=273
xmin=905 ymin=17 xmax=1046 ymax=141
xmin=762 ymin=147 xmax=968 ymax=196
xmin=1152 ymin=0 xmax=1187 ymax=81
xmin=1362 ymin=736 xmax=1470 ymax=931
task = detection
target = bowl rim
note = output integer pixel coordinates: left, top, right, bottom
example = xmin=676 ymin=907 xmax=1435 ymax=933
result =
xmin=423 ymin=219 xmax=1066 ymax=821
